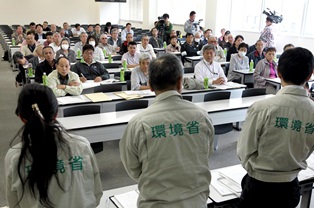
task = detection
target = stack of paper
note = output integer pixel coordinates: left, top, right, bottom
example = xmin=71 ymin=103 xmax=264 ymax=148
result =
xmin=84 ymin=93 xmax=112 ymax=102
xmin=112 ymin=190 xmax=139 ymax=208
xmin=114 ymin=92 xmax=144 ymax=100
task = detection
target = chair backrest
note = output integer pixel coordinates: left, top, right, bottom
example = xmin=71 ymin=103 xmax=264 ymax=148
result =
xmin=115 ymin=100 xmax=149 ymax=112
xmin=182 ymin=95 xmax=193 ymax=102
xmin=241 ymin=88 xmax=266 ymax=98
xmin=63 ymin=105 xmax=101 ymax=117
xmin=112 ymin=55 xmax=122 ymax=61
xmin=94 ymin=84 xmax=123 ymax=93
xmin=126 ymin=80 xmax=131 ymax=90
xmin=204 ymin=91 xmax=231 ymax=102
xmin=103 ymin=63 xmax=120 ymax=68
xmin=184 ymin=67 xmax=194 ymax=73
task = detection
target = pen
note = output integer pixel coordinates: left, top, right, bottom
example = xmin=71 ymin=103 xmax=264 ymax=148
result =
xmin=80 ymin=73 xmax=85 ymax=78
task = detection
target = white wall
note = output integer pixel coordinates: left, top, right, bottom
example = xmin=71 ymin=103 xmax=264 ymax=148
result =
xmin=0 ymin=0 xmax=100 ymax=26
xmin=99 ymin=3 xmax=120 ymax=25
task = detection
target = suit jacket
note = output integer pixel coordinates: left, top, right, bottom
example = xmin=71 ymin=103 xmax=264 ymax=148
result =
xmin=64 ymin=29 xmax=73 ymax=38
xmin=35 ymin=33 xmax=46 ymax=41
xmin=28 ymin=56 xmax=40 ymax=70
xmin=108 ymin=37 xmax=122 ymax=47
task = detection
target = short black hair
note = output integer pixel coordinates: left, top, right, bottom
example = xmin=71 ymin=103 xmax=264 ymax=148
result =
xmin=190 ymin=11 xmax=196 ymax=16
xmin=266 ymin=47 xmax=276 ymax=54
xmin=26 ymin=31 xmax=35 ymax=36
xmin=36 ymin=24 xmax=43 ymax=29
xmin=127 ymin=41 xmax=137 ymax=47
xmin=88 ymin=24 xmax=93 ymax=27
xmin=87 ymin=35 xmax=99 ymax=46
xmin=283 ymin=43 xmax=294 ymax=51
xmin=238 ymin=42 xmax=249 ymax=50
xmin=278 ymin=47 xmax=314 ymax=85
xmin=13 ymin=51 xmax=24 ymax=62
xmin=126 ymin=23 xmax=131 ymax=26
xmin=106 ymin=22 xmax=111 ymax=27
xmin=30 ymin=22 xmax=36 ymax=26
xmin=163 ymin=13 xmax=169 ymax=19
xmin=46 ymin=31 xmax=53 ymax=37
xmin=149 ymin=54 xmax=183 ymax=91
xmin=95 ymin=23 xmax=100 ymax=27
xmin=224 ymin=30 xmax=231 ymax=36
xmin=75 ymin=23 xmax=80 ymax=28
xmin=186 ymin=33 xmax=194 ymax=38
xmin=83 ymin=44 xmax=95 ymax=52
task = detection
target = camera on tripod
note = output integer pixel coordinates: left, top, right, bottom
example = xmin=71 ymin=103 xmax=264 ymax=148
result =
xmin=193 ymin=19 xmax=203 ymax=26
xmin=263 ymin=8 xmax=283 ymax=24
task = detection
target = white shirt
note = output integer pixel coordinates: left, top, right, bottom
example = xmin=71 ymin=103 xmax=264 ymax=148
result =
xmin=194 ymin=59 xmax=227 ymax=84
xmin=121 ymin=29 xmax=134 ymax=42
xmin=93 ymin=46 xmax=105 ymax=61
xmin=136 ymin=44 xmax=156 ymax=59
xmin=71 ymin=27 xmax=86 ymax=37
xmin=49 ymin=42 xmax=61 ymax=54
xmin=121 ymin=52 xmax=141 ymax=65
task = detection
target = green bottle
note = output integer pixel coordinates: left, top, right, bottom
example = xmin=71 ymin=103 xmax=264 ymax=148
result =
xmin=249 ymin=60 xmax=254 ymax=72
xmin=204 ymin=78 xmax=209 ymax=89
xmin=42 ymin=72 xmax=48 ymax=86
xmin=120 ymin=68 xmax=125 ymax=82
xmin=28 ymin=64 xmax=33 ymax=77
xmin=103 ymin=49 xmax=106 ymax=58
xmin=163 ymin=41 xmax=167 ymax=49
xmin=108 ymin=53 xmax=112 ymax=63
xmin=223 ymin=48 xmax=227 ymax=56
xmin=123 ymin=59 xmax=127 ymax=70
xmin=12 ymin=38 xmax=16 ymax=46
xmin=77 ymin=49 xmax=81 ymax=59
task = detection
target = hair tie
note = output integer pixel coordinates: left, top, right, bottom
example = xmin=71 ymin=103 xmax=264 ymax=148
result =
xmin=31 ymin=103 xmax=44 ymax=120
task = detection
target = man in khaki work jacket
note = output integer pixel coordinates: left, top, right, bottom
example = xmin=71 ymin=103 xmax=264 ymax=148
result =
xmin=120 ymin=53 xmax=215 ymax=208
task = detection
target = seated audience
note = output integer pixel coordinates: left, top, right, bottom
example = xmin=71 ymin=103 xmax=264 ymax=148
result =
xmin=35 ymin=24 xmax=46 ymax=41
xmin=202 ymin=36 xmax=226 ymax=62
xmin=181 ymin=33 xmax=202 ymax=58
xmin=43 ymin=32 xmax=53 ymax=47
xmin=218 ymin=28 xmax=226 ymax=46
xmin=193 ymin=32 xmax=204 ymax=49
xmin=29 ymin=44 xmax=45 ymax=70
xmin=108 ymin=28 xmax=122 ymax=51
xmin=166 ymin=36 xmax=181 ymax=52
xmin=35 ymin=46 xmax=56 ymax=83
xmin=228 ymin=42 xmax=249 ymax=83
xmin=98 ymin=34 xmax=116 ymax=55
xmin=219 ymin=30 xmax=231 ymax=49
xmin=87 ymin=36 xmax=105 ymax=61
xmin=74 ymin=32 xmax=88 ymax=57
xmin=59 ymin=28 xmax=66 ymax=38
xmin=86 ymin=24 xmax=94 ymax=36
xmin=5 ymin=83 xmax=102 ymax=208
xmin=42 ymin=21 xmax=50 ymax=31
xmin=131 ymin=53 xmax=151 ymax=90
xmin=62 ymin=22 xmax=73 ymax=37
xmin=47 ymin=57 xmax=82 ymax=97
xmin=55 ymin=37 xmax=76 ymax=63
xmin=12 ymin=25 xmax=27 ymax=45
xmin=167 ymin=30 xmax=177 ymax=44
xmin=149 ymin=28 xmax=163 ymax=48
xmin=49 ymin=32 xmax=61 ymax=53
xmin=121 ymin=23 xmax=134 ymax=42
xmin=13 ymin=51 xmax=34 ymax=85
xmin=253 ymin=47 xmax=278 ymax=94
xmin=224 ymin=33 xmax=234 ymax=51
xmin=227 ymin=35 xmax=244 ymax=61
xmin=195 ymin=44 xmax=227 ymax=85
xmin=121 ymin=41 xmax=141 ymax=68
xmin=119 ymin=33 xmax=133 ymax=55
xmin=27 ymin=22 xmax=36 ymax=33
xmin=50 ymin=24 xmax=57 ymax=33
xmin=20 ymin=31 xmax=38 ymax=56
xmin=247 ymin=40 xmax=265 ymax=68
xmin=92 ymin=24 xmax=103 ymax=42
xmin=104 ymin=22 xmax=112 ymax=34
xmin=72 ymin=44 xmax=109 ymax=83
xmin=71 ymin=23 xmax=86 ymax=37
xmin=283 ymin=43 xmax=294 ymax=51
xmin=137 ymin=35 xmax=156 ymax=59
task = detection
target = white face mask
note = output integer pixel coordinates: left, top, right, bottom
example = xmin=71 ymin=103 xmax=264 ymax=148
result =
xmin=238 ymin=51 xmax=246 ymax=57
xmin=89 ymin=41 xmax=95 ymax=47
xmin=195 ymin=38 xmax=200 ymax=43
xmin=61 ymin=44 xmax=69 ymax=50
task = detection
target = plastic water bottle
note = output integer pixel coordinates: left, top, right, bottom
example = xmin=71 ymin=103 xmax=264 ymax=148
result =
xmin=12 ymin=38 xmax=15 ymax=46
xmin=123 ymin=59 xmax=127 ymax=70
xmin=77 ymin=49 xmax=81 ymax=59
xmin=223 ymin=48 xmax=227 ymax=56
xmin=249 ymin=60 xmax=254 ymax=72
xmin=163 ymin=41 xmax=167 ymax=49
xmin=28 ymin=63 xmax=33 ymax=77
xmin=108 ymin=53 xmax=112 ymax=63
xmin=42 ymin=72 xmax=48 ymax=86
xmin=120 ymin=68 xmax=125 ymax=82
xmin=204 ymin=78 xmax=209 ymax=89
xmin=103 ymin=49 xmax=106 ymax=58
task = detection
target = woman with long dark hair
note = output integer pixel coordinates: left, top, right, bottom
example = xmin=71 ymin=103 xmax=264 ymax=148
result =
xmin=5 ymin=83 xmax=103 ymax=208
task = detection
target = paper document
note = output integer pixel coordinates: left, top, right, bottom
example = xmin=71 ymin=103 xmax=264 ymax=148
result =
xmin=114 ymin=190 xmax=139 ymax=208
xmin=124 ymin=90 xmax=153 ymax=96
xmin=82 ymin=80 xmax=100 ymax=89
xmin=114 ymin=92 xmax=144 ymax=100
xmin=101 ymin=79 xmax=120 ymax=84
xmin=57 ymin=95 xmax=91 ymax=105
xmin=211 ymin=171 xmax=242 ymax=196
xmin=85 ymin=93 xmax=112 ymax=102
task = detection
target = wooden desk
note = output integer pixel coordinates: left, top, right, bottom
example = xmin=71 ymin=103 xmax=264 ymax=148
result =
xmin=233 ymin=70 xmax=254 ymax=84
xmin=265 ymin=77 xmax=282 ymax=92
xmin=57 ymin=95 xmax=273 ymax=143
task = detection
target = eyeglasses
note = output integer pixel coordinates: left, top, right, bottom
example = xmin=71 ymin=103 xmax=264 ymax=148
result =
xmin=84 ymin=52 xmax=94 ymax=56
xmin=101 ymin=38 xmax=108 ymax=40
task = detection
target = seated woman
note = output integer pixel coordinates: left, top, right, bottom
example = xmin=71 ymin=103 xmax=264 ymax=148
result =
xmin=253 ymin=47 xmax=278 ymax=94
xmin=226 ymin=35 xmax=244 ymax=61
xmin=87 ymin=35 xmax=105 ymax=61
xmin=47 ymin=57 xmax=82 ymax=97
xmin=131 ymin=53 xmax=151 ymax=90
xmin=227 ymin=42 xmax=249 ymax=83
xmin=166 ymin=35 xmax=181 ymax=53
xmin=5 ymin=83 xmax=102 ymax=208
xmin=55 ymin=37 xmax=76 ymax=63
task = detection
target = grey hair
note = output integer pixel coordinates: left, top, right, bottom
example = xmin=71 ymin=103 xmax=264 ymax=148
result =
xmin=79 ymin=32 xmax=87 ymax=38
xmin=149 ymin=54 xmax=183 ymax=91
xmin=202 ymin=44 xmax=216 ymax=53
xmin=139 ymin=53 xmax=151 ymax=62
xmin=141 ymin=34 xmax=149 ymax=40
xmin=208 ymin=35 xmax=217 ymax=41
xmin=100 ymin=34 xmax=107 ymax=39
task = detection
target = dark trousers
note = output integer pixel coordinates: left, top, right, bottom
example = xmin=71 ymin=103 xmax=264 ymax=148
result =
xmin=239 ymin=174 xmax=300 ymax=208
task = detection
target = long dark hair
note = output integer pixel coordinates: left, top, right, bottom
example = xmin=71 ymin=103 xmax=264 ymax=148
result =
xmin=13 ymin=83 xmax=68 ymax=207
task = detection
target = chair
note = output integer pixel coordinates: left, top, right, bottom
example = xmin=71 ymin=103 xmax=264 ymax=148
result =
xmin=126 ymin=80 xmax=131 ymax=90
xmin=103 ymin=63 xmax=120 ymax=68
xmin=94 ymin=84 xmax=123 ymax=93
xmin=241 ymin=88 xmax=266 ymax=98
xmin=63 ymin=105 xmax=103 ymax=154
xmin=184 ymin=67 xmax=194 ymax=74
xmin=203 ymin=91 xmax=233 ymax=150
xmin=112 ymin=55 xmax=122 ymax=61
xmin=115 ymin=100 xmax=149 ymax=112
xmin=182 ymin=95 xmax=193 ymax=102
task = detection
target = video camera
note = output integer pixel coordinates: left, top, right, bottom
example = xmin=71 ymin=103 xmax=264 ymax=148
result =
xmin=193 ymin=19 xmax=203 ymax=26
xmin=158 ymin=16 xmax=165 ymax=25
xmin=263 ymin=8 xmax=283 ymax=24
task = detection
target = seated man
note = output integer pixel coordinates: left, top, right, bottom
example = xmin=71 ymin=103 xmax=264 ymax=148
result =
xmin=50 ymin=24 xmax=57 ymax=33
xmin=11 ymin=25 xmax=27 ymax=45
xmin=72 ymin=44 xmax=109 ymax=83
xmin=12 ymin=51 xmax=34 ymax=85
xmin=149 ymin=27 xmax=163 ymax=48
xmin=47 ymin=57 xmax=82 ymax=97
xmin=120 ymin=53 xmax=214 ymax=208
xmin=35 ymin=24 xmax=46 ymax=41
xmin=92 ymin=24 xmax=103 ymax=42
xmin=74 ymin=32 xmax=88 ymax=57
xmin=28 ymin=44 xmax=45 ymax=70
xmin=195 ymin=44 xmax=227 ymax=85
xmin=237 ymin=47 xmax=314 ymax=208
xmin=137 ymin=35 xmax=156 ymax=59
xmin=121 ymin=23 xmax=134 ymax=42
xmin=119 ymin=33 xmax=133 ymax=55
xmin=43 ymin=32 xmax=54 ymax=47
xmin=42 ymin=21 xmax=50 ymax=31
xmin=35 ymin=46 xmax=56 ymax=83
xmin=283 ymin=43 xmax=294 ymax=51
xmin=27 ymin=22 xmax=36 ymax=33
xmin=224 ymin=33 xmax=234 ymax=51
xmin=247 ymin=40 xmax=265 ymax=68
xmin=62 ymin=22 xmax=73 ymax=37
xmin=49 ymin=32 xmax=61 ymax=53
xmin=181 ymin=33 xmax=202 ymax=64
xmin=202 ymin=29 xmax=213 ymax=45
xmin=108 ymin=28 xmax=122 ymax=52
xmin=98 ymin=34 xmax=116 ymax=55
xmin=193 ymin=32 xmax=204 ymax=49
xmin=71 ymin=23 xmax=86 ymax=37
xmin=131 ymin=53 xmax=151 ymax=90
xmin=86 ymin=24 xmax=94 ymax=36
xmin=20 ymin=31 xmax=38 ymax=56
xmin=121 ymin=41 xmax=141 ymax=68
xmin=201 ymin=36 xmax=226 ymax=62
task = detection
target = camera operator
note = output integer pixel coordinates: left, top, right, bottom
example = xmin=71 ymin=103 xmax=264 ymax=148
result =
xmin=259 ymin=17 xmax=275 ymax=49
xmin=156 ymin=13 xmax=173 ymax=43
xmin=184 ymin=11 xmax=201 ymax=35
